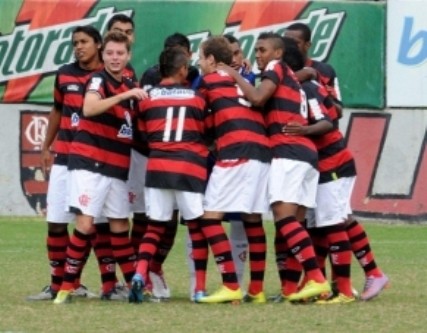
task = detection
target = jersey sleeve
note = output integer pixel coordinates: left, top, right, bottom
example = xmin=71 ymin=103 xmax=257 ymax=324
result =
xmin=53 ymin=72 xmax=63 ymax=111
xmin=303 ymin=82 xmax=331 ymax=125
xmin=261 ymin=60 xmax=281 ymax=86
xmin=86 ymin=73 xmax=106 ymax=99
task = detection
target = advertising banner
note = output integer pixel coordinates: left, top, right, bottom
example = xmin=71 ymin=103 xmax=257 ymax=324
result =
xmin=387 ymin=0 xmax=427 ymax=107
xmin=0 ymin=0 xmax=385 ymax=107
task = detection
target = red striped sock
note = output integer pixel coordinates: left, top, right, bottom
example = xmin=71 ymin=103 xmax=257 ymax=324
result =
xmin=111 ymin=230 xmax=136 ymax=284
xmin=346 ymin=220 xmax=382 ymax=277
xmin=187 ymin=220 xmax=208 ymax=293
xmin=136 ymin=222 xmax=166 ymax=282
xmin=243 ymin=220 xmax=266 ymax=295
xmin=275 ymin=217 xmax=325 ymax=283
xmin=47 ymin=229 xmax=69 ymax=292
xmin=200 ymin=218 xmax=239 ymax=290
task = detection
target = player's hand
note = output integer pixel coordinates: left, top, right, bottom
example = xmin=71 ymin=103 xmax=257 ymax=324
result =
xmin=217 ymin=63 xmax=237 ymax=78
xmin=40 ymin=148 xmax=52 ymax=178
xmin=296 ymin=67 xmax=318 ymax=82
xmin=124 ymin=88 xmax=148 ymax=100
xmin=242 ymin=58 xmax=252 ymax=74
xmin=282 ymin=121 xmax=307 ymax=136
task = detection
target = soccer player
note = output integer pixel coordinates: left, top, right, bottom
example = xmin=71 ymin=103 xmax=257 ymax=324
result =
xmin=139 ymin=32 xmax=202 ymax=299
xmin=281 ymin=37 xmax=355 ymax=304
xmin=140 ymin=32 xmax=200 ymax=90
xmin=53 ymin=31 xmax=147 ymax=304
xmin=129 ymin=47 xmax=209 ymax=303
xmin=284 ymin=22 xmax=342 ymax=116
xmin=185 ymin=34 xmax=255 ymax=299
xmin=192 ymin=36 xmax=271 ymax=304
xmin=285 ymin=23 xmax=389 ymax=300
xmin=27 ymin=26 xmax=104 ymax=301
xmin=107 ymin=14 xmax=139 ymax=83
xmin=105 ymin=13 xmax=162 ymax=299
xmin=220 ymin=32 xmax=331 ymax=302
xmin=223 ymin=34 xmax=257 ymax=85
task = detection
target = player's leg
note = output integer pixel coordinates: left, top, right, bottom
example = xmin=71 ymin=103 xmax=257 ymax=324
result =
xmin=28 ymin=164 xmax=73 ymax=301
xmin=129 ymin=188 xmax=173 ymax=303
xmin=228 ymin=217 xmax=248 ymax=289
xmin=345 ymin=216 xmax=389 ymax=300
xmin=269 ymin=158 xmax=329 ymax=302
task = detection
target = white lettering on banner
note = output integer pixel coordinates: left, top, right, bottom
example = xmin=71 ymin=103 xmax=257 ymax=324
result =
xmin=25 ymin=116 xmax=48 ymax=148
xmin=345 ymin=111 xmax=427 ymax=219
xmin=387 ymin=1 xmax=427 ymax=107
xmin=398 ymin=17 xmax=427 ymax=66
xmin=0 ymin=7 xmax=132 ymax=83
xmin=187 ymin=8 xmax=345 ymax=71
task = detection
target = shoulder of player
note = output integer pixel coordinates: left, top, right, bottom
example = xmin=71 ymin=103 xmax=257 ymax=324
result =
xmin=310 ymin=59 xmax=336 ymax=76
xmin=142 ymin=65 xmax=160 ymax=78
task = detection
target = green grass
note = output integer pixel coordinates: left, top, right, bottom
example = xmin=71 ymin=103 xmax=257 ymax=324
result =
xmin=0 ymin=217 xmax=426 ymax=333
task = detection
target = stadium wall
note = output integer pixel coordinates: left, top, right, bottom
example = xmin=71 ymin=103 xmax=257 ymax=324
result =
xmin=0 ymin=0 xmax=426 ymax=221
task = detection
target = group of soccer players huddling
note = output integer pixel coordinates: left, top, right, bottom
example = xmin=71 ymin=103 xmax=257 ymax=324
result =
xmin=27 ymin=14 xmax=389 ymax=305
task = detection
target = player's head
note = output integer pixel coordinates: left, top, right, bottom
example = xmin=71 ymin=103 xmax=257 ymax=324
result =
xmin=223 ymin=34 xmax=245 ymax=70
xmin=159 ymin=47 xmax=189 ymax=82
xmin=255 ymin=32 xmax=284 ymax=71
xmin=164 ymin=32 xmax=192 ymax=58
xmin=284 ymin=22 xmax=311 ymax=58
xmin=72 ymin=25 xmax=102 ymax=66
xmin=107 ymin=14 xmax=135 ymax=44
xmin=198 ymin=36 xmax=232 ymax=75
xmin=102 ymin=31 xmax=131 ymax=75
xmin=282 ymin=37 xmax=305 ymax=72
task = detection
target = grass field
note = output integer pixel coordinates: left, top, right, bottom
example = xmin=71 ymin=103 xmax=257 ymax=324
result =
xmin=0 ymin=217 xmax=426 ymax=333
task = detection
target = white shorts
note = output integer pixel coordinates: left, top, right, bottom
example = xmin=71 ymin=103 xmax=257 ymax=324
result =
xmin=306 ymin=176 xmax=355 ymax=228
xmin=203 ymin=159 xmax=270 ymax=214
xmin=268 ymin=158 xmax=318 ymax=208
xmin=46 ymin=164 xmax=75 ymax=223
xmin=145 ymin=187 xmax=203 ymax=221
xmin=68 ymin=169 xmax=130 ymax=220
xmin=127 ymin=149 xmax=148 ymax=213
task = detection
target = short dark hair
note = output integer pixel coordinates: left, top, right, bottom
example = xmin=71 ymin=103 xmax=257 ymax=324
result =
xmin=201 ymin=36 xmax=232 ymax=65
xmin=107 ymin=14 xmax=134 ymax=30
xmin=286 ymin=22 xmax=311 ymax=42
xmin=159 ymin=47 xmax=189 ymax=78
xmin=164 ymin=32 xmax=191 ymax=52
xmin=282 ymin=37 xmax=305 ymax=71
xmin=103 ymin=31 xmax=131 ymax=51
xmin=223 ymin=34 xmax=239 ymax=45
xmin=258 ymin=32 xmax=284 ymax=51
xmin=72 ymin=25 xmax=102 ymax=45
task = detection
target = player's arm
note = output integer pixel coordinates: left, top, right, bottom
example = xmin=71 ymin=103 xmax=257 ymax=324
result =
xmin=40 ymin=106 xmax=61 ymax=176
xmin=83 ymin=88 xmax=147 ymax=117
xmin=294 ymin=67 xmax=318 ymax=82
xmin=219 ymin=64 xmax=276 ymax=107
xmin=283 ymin=119 xmax=332 ymax=136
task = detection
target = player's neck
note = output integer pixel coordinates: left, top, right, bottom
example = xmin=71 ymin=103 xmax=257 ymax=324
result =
xmin=160 ymin=77 xmax=182 ymax=85
xmin=105 ymin=68 xmax=123 ymax=82
xmin=79 ymin=59 xmax=102 ymax=71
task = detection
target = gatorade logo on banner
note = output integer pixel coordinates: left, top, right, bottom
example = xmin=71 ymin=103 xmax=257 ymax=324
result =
xmin=0 ymin=0 xmax=132 ymax=102
xmin=188 ymin=5 xmax=345 ymax=71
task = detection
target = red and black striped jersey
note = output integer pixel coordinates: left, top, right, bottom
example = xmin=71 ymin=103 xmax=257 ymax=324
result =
xmin=124 ymin=63 xmax=138 ymax=85
xmin=52 ymin=61 xmax=102 ymax=165
xmin=138 ymin=82 xmax=209 ymax=193
xmin=303 ymin=80 xmax=356 ymax=183
xmin=306 ymin=58 xmax=342 ymax=104
xmin=198 ymin=71 xmax=271 ymax=163
xmin=262 ymin=60 xmax=317 ymax=167
xmin=68 ymin=69 xmax=136 ymax=181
